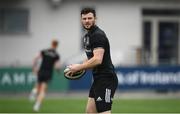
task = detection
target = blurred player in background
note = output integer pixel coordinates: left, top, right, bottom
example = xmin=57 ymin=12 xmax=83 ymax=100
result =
xmin=29 ymin=39 xmax=61 ymax=112
xmin=66 ymin=8 xmax=118 ymax=114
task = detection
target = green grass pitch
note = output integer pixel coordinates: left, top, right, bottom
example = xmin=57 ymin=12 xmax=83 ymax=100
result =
xmin=0 ymin=98 xmax=180 ymax=113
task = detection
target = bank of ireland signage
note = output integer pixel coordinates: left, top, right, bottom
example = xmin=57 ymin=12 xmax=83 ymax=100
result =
xmin=116 ymin=66 xmax=180 ymax=90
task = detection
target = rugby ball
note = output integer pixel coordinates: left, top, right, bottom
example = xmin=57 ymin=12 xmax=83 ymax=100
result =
xmin=64 ymin=67 xmax=86 ymax=80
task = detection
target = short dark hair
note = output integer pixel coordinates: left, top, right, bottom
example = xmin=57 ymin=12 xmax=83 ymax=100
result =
xmin=81 ymin=7 xmax=96 ymax=17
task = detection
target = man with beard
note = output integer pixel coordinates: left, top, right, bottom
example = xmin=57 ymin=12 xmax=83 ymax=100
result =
xmin=65 ymin=8 xmax=118 ymax=114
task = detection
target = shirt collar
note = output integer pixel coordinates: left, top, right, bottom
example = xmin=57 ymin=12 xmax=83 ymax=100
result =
xmin=88 ymin=25 xmax=98 ymax=34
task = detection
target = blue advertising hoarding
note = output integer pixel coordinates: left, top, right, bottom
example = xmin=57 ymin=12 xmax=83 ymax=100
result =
xmin=116 ymin=66 xmax=180 ymax=90
xmin=68 ymin=70 xmax=92 ymax=90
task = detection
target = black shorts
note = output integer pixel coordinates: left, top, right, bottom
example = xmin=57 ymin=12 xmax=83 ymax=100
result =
xmin=89 ymin=73 xmax=118 ymax=113
xmin=37 ymin=72 xmax=52 ymax=83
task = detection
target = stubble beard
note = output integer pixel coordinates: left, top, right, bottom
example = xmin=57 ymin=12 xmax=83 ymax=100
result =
xmin=83 ymin=22 xmax=95 ymax=31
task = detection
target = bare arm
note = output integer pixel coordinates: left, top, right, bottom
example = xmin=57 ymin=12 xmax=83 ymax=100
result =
xmin=32 ymin=52 xmax=41 ymax=75
xmin=83 ymin=59 xmax=88 ymax=63
xmin=68 ymin=47 xmax=104 ymax=73
xmin=54 ymin=60 xmax=61 ymax=70
xmin=81 ymin=47 xmax=104 ymax=69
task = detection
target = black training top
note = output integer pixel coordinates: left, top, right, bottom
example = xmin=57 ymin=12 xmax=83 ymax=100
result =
xmin=39 ymin=48 xmax=59 ymax=76
xmin=83 ymin=25 xmax=115 ymax=78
